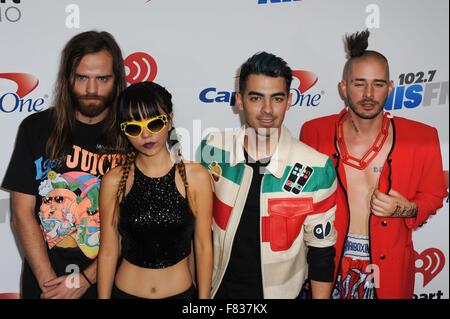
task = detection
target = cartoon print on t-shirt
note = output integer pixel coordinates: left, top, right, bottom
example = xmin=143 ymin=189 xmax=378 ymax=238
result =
xmin=38 ymin=170 xmax=100 ymax=259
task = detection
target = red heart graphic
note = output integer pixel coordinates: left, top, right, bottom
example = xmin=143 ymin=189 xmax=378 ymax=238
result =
xmin=415 ymin=248 xmax=445 ymax=287
xmin=292 ymin=70 xmax=318 ymax=94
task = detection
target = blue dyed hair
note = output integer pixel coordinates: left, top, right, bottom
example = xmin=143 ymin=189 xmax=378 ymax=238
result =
xmin=238 ymin=51 xmax=293 ymax=93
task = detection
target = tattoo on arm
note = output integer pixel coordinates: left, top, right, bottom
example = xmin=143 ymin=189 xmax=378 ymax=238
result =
xmin=392 ymin=204 xmax=418 ymax=218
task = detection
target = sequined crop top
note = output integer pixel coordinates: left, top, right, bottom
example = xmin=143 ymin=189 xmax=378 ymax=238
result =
xmin=118 ymin=164 xmax=194 ymax=269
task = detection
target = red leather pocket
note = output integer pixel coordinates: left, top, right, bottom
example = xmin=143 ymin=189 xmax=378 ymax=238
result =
xmin=264 ymin=197 xmax=313 ymax=251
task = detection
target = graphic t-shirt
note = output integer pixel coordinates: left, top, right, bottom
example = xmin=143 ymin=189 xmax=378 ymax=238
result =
xmin=2 ymin=109 xmax=122 ymax=259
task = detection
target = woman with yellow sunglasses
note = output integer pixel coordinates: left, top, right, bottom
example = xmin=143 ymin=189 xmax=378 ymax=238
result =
xmin=97 ymin=81 xmax=213 ymax=299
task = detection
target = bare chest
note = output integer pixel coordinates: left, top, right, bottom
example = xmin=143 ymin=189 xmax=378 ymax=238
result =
xmin=340 ymin=127 xmax=393 ymax=234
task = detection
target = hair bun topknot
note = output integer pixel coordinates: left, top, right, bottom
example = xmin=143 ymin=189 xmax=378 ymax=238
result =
xmin=345 ymin=29 xmax=370 ymax=58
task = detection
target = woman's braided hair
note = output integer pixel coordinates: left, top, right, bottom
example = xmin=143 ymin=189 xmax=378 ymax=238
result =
xmin=116 ymin=149 xmax=137 ymax=202
xmin=168 ymin=127 xmax=197 ymax=216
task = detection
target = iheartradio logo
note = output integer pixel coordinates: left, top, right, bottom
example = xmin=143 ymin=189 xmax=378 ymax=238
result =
xmin=124 ymin=52 xmax=158 ymax=85
xmin=415 ymin=248 xmax=446 ymax=287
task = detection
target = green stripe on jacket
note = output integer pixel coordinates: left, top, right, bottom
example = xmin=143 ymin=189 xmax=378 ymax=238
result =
xmin=262 ymin=157 xmax=336 ymax=193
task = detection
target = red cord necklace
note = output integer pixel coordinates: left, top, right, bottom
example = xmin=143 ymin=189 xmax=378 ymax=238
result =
xmin=337 ymin=111 xmax=391 ymax=170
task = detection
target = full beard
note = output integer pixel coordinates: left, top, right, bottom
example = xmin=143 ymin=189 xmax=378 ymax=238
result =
xmin=71 ymin=90 xmax=115 ymax=118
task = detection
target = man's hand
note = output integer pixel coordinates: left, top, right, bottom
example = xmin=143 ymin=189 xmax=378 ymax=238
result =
xmin=371 ymin=189 xmax=418 ymax=218
xmin=39 ymin=274 xmax=58 ymax=297
xmin=40 ymin=274 xmax=90 ymax=299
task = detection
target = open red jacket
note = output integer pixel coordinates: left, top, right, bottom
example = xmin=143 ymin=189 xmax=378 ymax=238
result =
xmin=300 ymin=109 xmax=447 ymax=299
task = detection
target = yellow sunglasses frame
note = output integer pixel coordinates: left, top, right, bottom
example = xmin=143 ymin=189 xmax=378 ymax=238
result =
xmin=120 ymin=114 xmax=169 ymax=138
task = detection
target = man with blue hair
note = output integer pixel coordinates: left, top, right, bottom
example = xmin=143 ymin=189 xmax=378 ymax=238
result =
xmin=200 ymin=51 xmax=338 ymax=298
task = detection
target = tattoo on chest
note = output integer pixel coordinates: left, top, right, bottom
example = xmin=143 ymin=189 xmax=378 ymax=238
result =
xmin=373 ymin=167 xmax=383 ymax=173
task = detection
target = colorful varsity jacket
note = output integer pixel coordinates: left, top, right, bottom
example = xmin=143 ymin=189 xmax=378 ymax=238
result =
xmin=200 ymin=125 xmax=338 ymax=298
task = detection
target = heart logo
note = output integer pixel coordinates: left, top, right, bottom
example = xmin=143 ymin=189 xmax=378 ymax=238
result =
xmin=415 ymin=248 xmax=445 ymax=287
xmin=292 ymin=70 xmax=318 ymax=94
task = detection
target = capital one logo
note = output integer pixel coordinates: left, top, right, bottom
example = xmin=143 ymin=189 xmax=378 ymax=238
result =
xmin=0 ymin=73 xmax=38 ymax=97
xmin=415 ymin=248 xmax=446 ymax=287
xmin=199 ymin=69 xmax=322 ymax=107
xmin=290 ymin=70 xmax=322 ymax=107
xmin=0 ymin=72 xmax=47 ymax=113
xmin=124 ymin=52 xmax=158 ymax=85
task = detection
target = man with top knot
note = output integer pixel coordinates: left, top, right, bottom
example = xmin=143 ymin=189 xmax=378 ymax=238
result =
xmin=300 ymin=30 xmax=447 ymax=299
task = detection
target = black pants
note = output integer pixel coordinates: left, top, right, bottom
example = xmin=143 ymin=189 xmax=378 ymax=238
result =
xmin=21 ymin=246 xmax=97 ymax=299
xmin=112 ymin=285 xmax=197 ymax=299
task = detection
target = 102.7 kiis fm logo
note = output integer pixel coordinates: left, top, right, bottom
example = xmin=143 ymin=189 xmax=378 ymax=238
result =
xmin=385 ymin=69 xmax=448 ymax=110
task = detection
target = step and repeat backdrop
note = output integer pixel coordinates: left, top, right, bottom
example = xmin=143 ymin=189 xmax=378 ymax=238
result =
xmin=0 ymin=0 xmax=448 ymax=298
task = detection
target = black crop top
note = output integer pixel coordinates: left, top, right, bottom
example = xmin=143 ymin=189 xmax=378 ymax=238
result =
xmin=118 ymin=163 xmax=194 ymax=269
